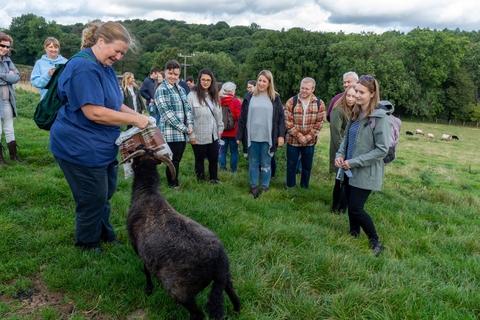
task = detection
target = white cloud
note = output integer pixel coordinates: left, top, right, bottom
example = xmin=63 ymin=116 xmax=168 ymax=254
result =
xmin=1 ymin=0 xmax=479 ymax=33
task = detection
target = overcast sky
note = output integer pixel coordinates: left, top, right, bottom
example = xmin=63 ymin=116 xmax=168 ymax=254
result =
xmin=1 ymin=0 xmax=479 ymax=34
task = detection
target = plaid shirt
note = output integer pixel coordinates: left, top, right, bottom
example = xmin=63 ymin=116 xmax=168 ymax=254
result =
xmin=284 ymin=94 xmax=325 ymax=146
xmin=155 ymin=80 xmax=193 ymax=142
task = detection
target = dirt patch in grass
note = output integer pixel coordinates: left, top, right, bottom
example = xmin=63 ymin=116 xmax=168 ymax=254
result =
xmin=1 ymin=277 xmax=149 ymax=319
xmin=1 ymin=277 xmax=74 ymax=319
xmin=16 ymin=81 xmax=39 ymax=93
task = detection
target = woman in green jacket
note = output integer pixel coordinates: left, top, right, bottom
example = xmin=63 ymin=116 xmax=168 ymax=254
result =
xmin=329 ymin=84 xmax=355 ymax=213
xmin=335 ymin=75 xmax=390 ymax=257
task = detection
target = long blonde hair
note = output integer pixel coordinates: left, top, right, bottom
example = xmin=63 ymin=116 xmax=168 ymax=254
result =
xmin=121 ymin=72 xmax=137 ymax=93
xmin=332 ymin=85 xmax=356 ymax=119
xmin=352 ymin=75 xmax=380 ymax=121
xmin=81 ymin=21 xmax=135 ymax=51
xmin=253 ymin=70 xmax=277 ymax=100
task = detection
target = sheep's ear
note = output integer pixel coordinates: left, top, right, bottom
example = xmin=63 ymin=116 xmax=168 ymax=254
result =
xmin=117 ymin=149 xmax=146 ymax=167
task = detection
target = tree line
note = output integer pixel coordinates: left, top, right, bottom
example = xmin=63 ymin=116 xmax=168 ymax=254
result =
xmin=3 ymin=13 xmax=480 ymax=123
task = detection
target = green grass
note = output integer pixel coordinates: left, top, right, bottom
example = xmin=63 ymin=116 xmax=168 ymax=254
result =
xmin=1 ymin=89 xmax=480 ymax=319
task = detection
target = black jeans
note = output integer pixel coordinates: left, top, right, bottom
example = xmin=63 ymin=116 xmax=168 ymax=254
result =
xmin=167 ymin=141 xmax=186 ymax=187
xmin=192 ymin=140 xmax=219 ymax=181
xmin=344 ymin=176 xmax=379 ymax=241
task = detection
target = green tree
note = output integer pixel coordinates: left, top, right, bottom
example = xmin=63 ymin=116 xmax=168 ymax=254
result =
xmin=190 ymin=52 xmax=237 ymax=83
xmin=441 ymin=67 xmax=476 ymax=121
xmin=154 ymin=47 xmax=181 ymax=71
xmin=8 ymin=14 xmax=62 ymax=65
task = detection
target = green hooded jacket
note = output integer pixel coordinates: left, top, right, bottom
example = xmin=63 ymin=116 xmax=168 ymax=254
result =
xmin=336 ymin=104 xmax=391 ymax=191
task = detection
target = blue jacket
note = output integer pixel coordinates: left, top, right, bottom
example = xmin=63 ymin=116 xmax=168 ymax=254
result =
xmin=30 ymin=54 xmax=68 ymax=99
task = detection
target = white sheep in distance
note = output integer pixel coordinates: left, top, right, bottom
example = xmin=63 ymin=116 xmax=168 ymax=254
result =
xmin=427 ymin=133 xmax=434 ymax=139
xmin=416 ymin=129 xmax=424 ymax=135
xmin=118 ymin=145 xmax=241 ymax=320
xmin=441 ymin=134 xmax=452 ymax=141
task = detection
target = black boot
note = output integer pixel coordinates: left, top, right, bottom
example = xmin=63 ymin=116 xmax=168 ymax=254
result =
xmin=369 ymin=239 xmax=384 ymax=257
xmin=0 ymin=143 xmax=10 ymax=166
xmin=7 ymin=140 xmax=24 ymax=164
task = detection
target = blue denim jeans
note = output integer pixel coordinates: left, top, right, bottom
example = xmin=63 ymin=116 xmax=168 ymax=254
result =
xmin=55 ymin=156 xmax=118 ymax=249
xmin=219 ymin=137 xmax=239 ymax=172
xmin=248 ymin=141 xmax=271 ymax=188
xmin=286 ymin=144 xmax=315 ymax=188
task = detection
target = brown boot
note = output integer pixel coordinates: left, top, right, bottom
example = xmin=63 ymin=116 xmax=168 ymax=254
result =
xmin=7 ymin=140 xmax=24 ymax=163
xmin=0 ymin=143 xmax=10 ymax=166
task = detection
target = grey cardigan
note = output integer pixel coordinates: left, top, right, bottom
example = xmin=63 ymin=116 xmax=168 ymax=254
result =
xmin=0 ymin=56 xmax=20 ymax=118
xmin=187 ymin=91 xmax=224 ymax=145
xmin=336 ymin=105 xmax=390 ymax=191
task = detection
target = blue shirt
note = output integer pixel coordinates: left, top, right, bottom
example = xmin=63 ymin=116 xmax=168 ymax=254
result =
xmin=50 ymin=48 xmax=123 ymax=167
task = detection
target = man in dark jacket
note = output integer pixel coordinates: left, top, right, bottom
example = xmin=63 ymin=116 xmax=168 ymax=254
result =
xmin=140 ymin=67 xmax=161 ymax=118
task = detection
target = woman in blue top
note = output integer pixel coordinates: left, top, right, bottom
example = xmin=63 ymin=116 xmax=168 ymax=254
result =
xmin=30 ymin=37 xmax=68 ymax=99
xmin=50 ymin=21 xmax=150 ymax=254
xmin=335 ymin=75 xmax=390 ymax=257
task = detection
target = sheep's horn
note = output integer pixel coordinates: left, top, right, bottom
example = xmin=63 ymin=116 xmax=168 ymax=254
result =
xmin=155 ymin=153 xmax=176 ymax=180
xmin=117 ymin=149 xmax=146 ymax=166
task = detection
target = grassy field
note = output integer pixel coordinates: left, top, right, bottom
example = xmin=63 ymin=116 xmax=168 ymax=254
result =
xmin=1 ymin=88 xmax=479 ymax=319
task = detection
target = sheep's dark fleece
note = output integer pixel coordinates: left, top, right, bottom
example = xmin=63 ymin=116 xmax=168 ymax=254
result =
xmin=122 ymin=146 xmax=240 ymax=320
xmin=452 ymin=135 xmax=459 ymax=140
xmin=406 ymin=131 xmax=414 ymax=135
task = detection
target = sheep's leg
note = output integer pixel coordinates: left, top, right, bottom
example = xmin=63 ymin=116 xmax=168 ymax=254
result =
xmin=144 ymin=265 xmax=153 ymax=296
xmin=178 ymin=298 xmax=204 ymax=320
xmin=206 ymin=279 xmax=226 ymax=320
xmin=225 ymin=276 xmax=241 ymax=312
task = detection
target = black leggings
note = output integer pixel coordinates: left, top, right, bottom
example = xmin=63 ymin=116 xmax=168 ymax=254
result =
xmin=166 ymin=141 xmax=186 ymax=187
xmin=192 ymin=140 xmax=219 ymax=181
xmin=344 ymin=177 xmax=379 ymax=241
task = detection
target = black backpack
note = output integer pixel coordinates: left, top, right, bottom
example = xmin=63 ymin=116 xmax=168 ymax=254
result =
xmin=34 ymin=52 xmax=95 ymax=130
xmin=221 ymin=100 xmax=236 ymax=131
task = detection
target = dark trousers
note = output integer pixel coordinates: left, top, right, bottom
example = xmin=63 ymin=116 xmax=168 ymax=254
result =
xmin=332 ymin=179 xmax=348 ymax=212
xmin=55 ymin=156 xmax=117 ymax=249
xmin=286 ymin=144 xmax=315 ymax=188
xmin=192 ymin=140 xmax=219 ymax=181
xmin=344 ymin=177 xmax=379 ymax=241
xmin=167 ymin=141 xmax=186 ymax=187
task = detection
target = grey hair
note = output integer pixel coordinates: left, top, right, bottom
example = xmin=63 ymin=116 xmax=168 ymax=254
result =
xmin=343 ymin=71 xmax=359 ymax=81
xmin=220 ymin=81 xmax=236 ymax=96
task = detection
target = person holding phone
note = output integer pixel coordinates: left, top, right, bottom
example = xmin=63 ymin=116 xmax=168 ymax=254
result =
xmin=30 ymin=37 xmax=68 ymax=99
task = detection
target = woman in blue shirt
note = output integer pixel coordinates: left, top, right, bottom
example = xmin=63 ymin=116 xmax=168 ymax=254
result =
xmin=50 ymin=21 xmax=150 ymax=254
xmin=30 ymin=37 xmax=68 ymax=99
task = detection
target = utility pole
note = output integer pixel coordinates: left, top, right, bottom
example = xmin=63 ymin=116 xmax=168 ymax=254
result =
xmin=177 ymin=53 xmax=195 ymax=79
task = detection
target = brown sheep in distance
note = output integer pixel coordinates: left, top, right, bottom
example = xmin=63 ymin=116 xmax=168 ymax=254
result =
xmin=119 ymin=145 xmax=241 ymax=320
xmin=427 ymin=133 xmax=434 ymax=139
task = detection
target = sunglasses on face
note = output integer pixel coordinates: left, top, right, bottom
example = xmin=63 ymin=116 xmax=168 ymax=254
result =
xmin=0 ymin=44 xmax=11 ymax=49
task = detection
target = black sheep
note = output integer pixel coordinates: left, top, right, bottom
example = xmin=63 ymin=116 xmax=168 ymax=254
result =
xmin=406 ymin=131 xmax=414 ymax=135
xmin=452 ymin=135 xmax=459 ymax=140
xmin=119 ymin=146 xmax=241 ymax=320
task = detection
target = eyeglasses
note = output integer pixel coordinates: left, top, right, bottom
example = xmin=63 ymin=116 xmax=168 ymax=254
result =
xmin=200 ymin=79 xmax=212 ymax=83
xmin=0 ymin=44 xmax=11 ymax=49
xmin=360 ymin=75 xmax=376 ymax=90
